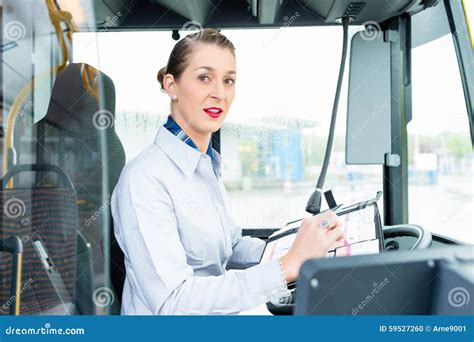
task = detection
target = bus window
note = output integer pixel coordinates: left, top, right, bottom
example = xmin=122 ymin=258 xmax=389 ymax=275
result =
xmin=219 ymin=28 xmax=383 ymax=229
xmin=73 ymin=27 xmax=383 ymax=230
xmin=409 ymin=19 xmax=473 ymax=243
xmin=73 ymin=31 xmax=174 ymax=158
xmin=1 ymin=0 xmax=121 ymax=315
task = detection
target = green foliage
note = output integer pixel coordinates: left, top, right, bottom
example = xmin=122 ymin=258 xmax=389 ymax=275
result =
xmin=303 ymin=135 xmax=345 ymax=166
xmin=444 ymin=133 xmax=472 ymax=159
xmin=238 ymin=138 xmax=258 ymax=176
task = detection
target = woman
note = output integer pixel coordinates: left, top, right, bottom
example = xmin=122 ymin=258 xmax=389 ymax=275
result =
xmin=111 ymin=29 xmax=344 ymax=315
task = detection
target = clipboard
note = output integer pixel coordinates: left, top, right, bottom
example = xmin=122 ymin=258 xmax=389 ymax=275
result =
xmin=259 ymin=192 xmax=385 ymax=264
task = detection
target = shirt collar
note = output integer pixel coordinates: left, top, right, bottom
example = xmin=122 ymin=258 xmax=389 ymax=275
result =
xmin=155 ymin=120 xmax=221 ymax=179
xmin=163 ymin=115 xmax=215 ymax=160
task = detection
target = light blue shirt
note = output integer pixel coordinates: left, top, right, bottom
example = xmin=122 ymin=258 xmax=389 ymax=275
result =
xmin=111 ymin=124 xmax=287 ymax=315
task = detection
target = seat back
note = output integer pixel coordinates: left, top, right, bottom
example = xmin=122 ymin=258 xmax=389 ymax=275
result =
xmin=0 ymin=164 xmax=77 ymax=315
xmin=0 ymin=236 xmax=23 ymax=315
xmin=35 ymin=63 xmax=126 ymax=313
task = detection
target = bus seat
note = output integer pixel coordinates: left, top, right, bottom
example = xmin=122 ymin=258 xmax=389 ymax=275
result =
xmin=0 ymin=236 xmax=23 ymax=315
xmin=0 ymin=164 xmax=78 ymax=315
xmin=36 ymin=63 xmax=126 ymax=313
xmin=75 ymin=230 xmax=94 ymax=315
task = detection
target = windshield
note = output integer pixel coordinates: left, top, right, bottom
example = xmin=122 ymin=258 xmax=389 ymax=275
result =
xmin=73 ymin=26 xmax=472 ymax=243
xmin=73 ymin=27 xmax=384 ymax=231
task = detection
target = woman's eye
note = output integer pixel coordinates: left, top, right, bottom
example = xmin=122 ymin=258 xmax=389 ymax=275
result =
xmin=198 ymin=75 xmax=210 ymax=82
xmin=225 ymin=78 xmax=236 ymax=85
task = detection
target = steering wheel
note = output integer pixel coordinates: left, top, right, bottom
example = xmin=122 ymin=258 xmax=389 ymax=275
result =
xmin=383 ymin=224 xmax=432 ymax=251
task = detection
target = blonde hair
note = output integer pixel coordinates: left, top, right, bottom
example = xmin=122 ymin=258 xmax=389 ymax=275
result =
xmin=157 ymin=29 xmax=235 ymax=91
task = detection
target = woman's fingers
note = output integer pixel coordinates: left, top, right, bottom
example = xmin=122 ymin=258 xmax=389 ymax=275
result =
xmin=327 ymin=225 xmax=344 ymax=242
xmin=283 ymin=211 xmax=348 ymax=279
xmin=306 ymin=211 xmax=337 ymax=229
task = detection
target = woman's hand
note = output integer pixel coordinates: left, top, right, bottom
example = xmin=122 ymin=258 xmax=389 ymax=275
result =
xmin=280 ymin=211 xmax=344 ymax=283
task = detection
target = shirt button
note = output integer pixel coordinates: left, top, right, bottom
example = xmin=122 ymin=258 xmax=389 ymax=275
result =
xmin=217 ymin=204 xmax=224 ymax=211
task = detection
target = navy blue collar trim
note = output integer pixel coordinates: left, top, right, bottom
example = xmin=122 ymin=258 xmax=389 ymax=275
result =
xmin=164 ymin=115 xmax=215 ymax=160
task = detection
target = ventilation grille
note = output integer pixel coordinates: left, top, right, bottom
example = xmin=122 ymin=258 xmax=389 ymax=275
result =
xmin=343 ymin=2 xmax=367 ymax=19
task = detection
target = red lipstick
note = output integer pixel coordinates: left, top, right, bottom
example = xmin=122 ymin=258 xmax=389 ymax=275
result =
xmin=204 ymin=107 xmax=223 ymax=118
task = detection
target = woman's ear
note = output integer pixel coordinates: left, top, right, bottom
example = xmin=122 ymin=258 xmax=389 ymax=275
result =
xmin=163 ymin=74 xmax=178 ymax=101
